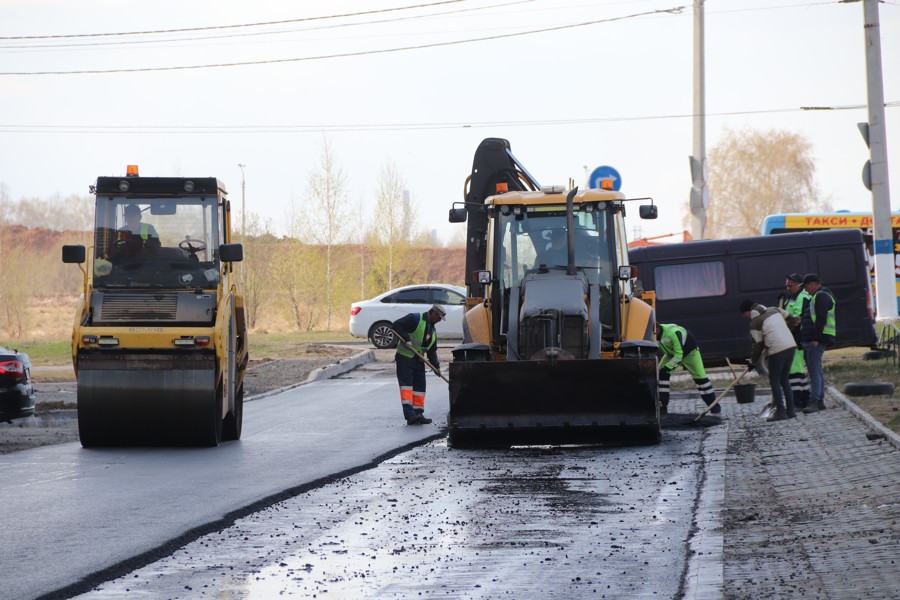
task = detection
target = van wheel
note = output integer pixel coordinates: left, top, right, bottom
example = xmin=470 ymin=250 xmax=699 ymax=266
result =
xmin=863 ymin=349 xmax=896 ymax=360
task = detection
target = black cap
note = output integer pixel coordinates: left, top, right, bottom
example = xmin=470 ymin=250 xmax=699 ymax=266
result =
xmin=802 ymin=273 xmax=821 ymax=284
xmin=786 ymin=273 xmax=803 ymax=283
xmin=739 ymin=299 xmax=755 ymax=313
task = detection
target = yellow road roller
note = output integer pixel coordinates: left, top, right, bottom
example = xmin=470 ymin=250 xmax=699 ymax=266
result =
xmin=62 ymin=166 xmax=248 ymax=447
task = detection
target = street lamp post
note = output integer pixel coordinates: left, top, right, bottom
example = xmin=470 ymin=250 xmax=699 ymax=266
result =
xmin=237 ymin=163 xmax=246 ymax=239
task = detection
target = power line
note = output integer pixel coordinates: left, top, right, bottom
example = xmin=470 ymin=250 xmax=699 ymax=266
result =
xmin=0 ymin=0 xmax=468 ymax=41
xmin=0 ymin=0 xmax=535 ymax=51
xmin=0 ymin=6 xmax=685 ymax=75
xmin=2 ymin=102 xmax=895 ymax=134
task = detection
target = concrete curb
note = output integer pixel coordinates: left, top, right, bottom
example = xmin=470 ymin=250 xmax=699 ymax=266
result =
xmin=307 ymin=349 xmax=376 ymax=382
xmin=828 ymin=385 xmax=900 ymax=452
xmin=245 ymin=349 xmax=376 ymax=402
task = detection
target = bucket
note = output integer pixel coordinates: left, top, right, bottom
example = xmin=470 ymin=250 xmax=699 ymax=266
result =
xmin=734 ymin=383 xmax=757 ymax=404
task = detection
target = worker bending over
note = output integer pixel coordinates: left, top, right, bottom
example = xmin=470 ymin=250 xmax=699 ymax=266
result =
xmin=656 ymin=322 xmax=717 ymax=415
xmin=392 ymin=304 xmax=445 ymax=425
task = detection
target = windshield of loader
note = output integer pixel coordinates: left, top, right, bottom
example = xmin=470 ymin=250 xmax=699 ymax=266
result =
xmin=495 ymin=203 xmax=614 ymax=288
xmin=90 ymin=196 xmax=223 ymax=289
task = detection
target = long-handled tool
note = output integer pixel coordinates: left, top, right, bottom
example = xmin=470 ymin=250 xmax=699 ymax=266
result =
xmin=390 ymin=328 xmax=449 ymax=384
xmin=694 ymin=365 xmax=750 ymax=421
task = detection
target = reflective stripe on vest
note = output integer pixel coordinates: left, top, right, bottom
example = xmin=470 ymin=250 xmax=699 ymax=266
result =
xmin=395 ymin=313 xmax=435 ymax=359
xmin=810 ymin=290 xmax=836 ymax=336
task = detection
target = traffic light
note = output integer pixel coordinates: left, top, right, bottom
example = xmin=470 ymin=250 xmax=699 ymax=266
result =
xmin=858 ymin=122 xmax=872 ymax=191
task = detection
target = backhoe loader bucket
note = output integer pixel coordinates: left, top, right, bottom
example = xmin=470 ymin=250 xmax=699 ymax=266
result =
xmin=448 ymin=357 xmax=660 ymax=448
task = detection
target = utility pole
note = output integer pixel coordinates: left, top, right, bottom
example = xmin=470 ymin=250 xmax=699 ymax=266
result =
xmin=858 ymin=0 xmax=895 ymax=320
xmin=689 ymin=0 xmax=708 ymax=240
xmin=237 ymin=163 xmax=246 ymax=240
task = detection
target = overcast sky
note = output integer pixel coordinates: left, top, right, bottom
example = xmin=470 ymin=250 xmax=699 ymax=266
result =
xmin=1 ymin=0 xmax=898 ymax=245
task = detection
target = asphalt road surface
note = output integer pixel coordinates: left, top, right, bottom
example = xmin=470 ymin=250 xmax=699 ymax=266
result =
xmin=0 ymin=355 xmax=444 ymax=600
xmin=3 ymin=348 xmax=899 ymax=600
xmin=71 ymin=430 xmax=720 ymax=599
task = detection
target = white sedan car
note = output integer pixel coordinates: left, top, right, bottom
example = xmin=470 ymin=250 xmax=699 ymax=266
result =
xmin=349 ymin=283 xmax=467 ymax=349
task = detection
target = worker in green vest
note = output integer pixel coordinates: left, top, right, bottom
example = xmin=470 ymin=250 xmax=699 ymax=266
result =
xmin=799 ymin=273 xmax=836 ymax=414
xmin=656 ymin=322 xmax=717 ymax=416
xmin=392 ymin=304 xmax=445 ymax=425
xmin=116 ymin=204 xmax=160 ymax=257
xmin=779 ymin=273 xmax=812 ymax=410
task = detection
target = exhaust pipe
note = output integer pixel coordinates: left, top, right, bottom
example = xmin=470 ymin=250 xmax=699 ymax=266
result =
xmin=566 ymin=187 xmax=577 ymax=276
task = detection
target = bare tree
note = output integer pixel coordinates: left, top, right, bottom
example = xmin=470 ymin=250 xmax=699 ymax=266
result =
xmin=2 ymin=193 xmax=93 ymax=231
xmin=272 ymin=196 xmax=328 ymax=331
xmin=705 ymin=127 xmax=830 ymax=239
xmin=306 ymin=138 xmax=350 ymax=331
xmin=368 ymin=160 xmax=427 ymax=291
xmin=237 ymin=212 xmax=274 ymax=329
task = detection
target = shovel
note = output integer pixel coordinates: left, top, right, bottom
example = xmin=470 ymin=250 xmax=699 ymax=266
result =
xmin=390 ymin=328 xmax=450 ymax=384
xmin=694 ymin=365 xmax=750 ymax=421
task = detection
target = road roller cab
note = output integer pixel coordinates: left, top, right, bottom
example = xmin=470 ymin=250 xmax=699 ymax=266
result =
xmin=62 ymin=165 xmax=248 ymax=447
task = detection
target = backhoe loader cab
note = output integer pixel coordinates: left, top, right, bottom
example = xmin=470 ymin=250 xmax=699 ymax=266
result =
xmin=447 ymin=139 xmax=660 ymax=448
xmin=62 ymin=166 xmax=248 ymax=447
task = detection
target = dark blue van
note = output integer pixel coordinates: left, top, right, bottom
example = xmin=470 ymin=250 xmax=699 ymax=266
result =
xmin=629 ymin=229 xmax=876 ymax=366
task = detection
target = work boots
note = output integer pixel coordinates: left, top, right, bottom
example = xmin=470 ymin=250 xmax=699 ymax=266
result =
xmin=767 ymin=408 xmax=789 ymax=422
xmin=785 ymin=397 xmax=797 ymax=419
xmin=767 ymin=397 xmax=793 ymax=422
xmin=407 ymin=411 xmax=433 ymax=425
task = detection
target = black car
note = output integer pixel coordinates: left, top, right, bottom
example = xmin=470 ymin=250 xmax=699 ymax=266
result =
xmin=0 ymin=346 xmax=35 ymax=422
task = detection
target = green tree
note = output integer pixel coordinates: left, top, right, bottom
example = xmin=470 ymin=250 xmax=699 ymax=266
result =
xmin=705 ymin=128 xmax=831 ymax=239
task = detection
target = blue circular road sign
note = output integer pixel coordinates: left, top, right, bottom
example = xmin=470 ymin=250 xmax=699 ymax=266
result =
xmin=589 ymin=165 xmax=622 ymax=191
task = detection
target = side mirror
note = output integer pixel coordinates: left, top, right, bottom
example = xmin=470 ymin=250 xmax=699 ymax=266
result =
xmin=220 ymin=243 xmax=243 ymax=263
xmin=449 ymin=207 xmax=467 ymax=223
xmin=62 ymin=245 xmax=86 ymax=264
xmin=618 ymin=265 xmax=637 ymax=281
xmin=639 ymin=204 xmax=658 ymax=219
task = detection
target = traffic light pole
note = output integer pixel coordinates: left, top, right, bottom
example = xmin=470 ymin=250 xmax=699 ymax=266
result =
xmin=689 ymin=0 xmax=707 ymax=241
xmin=859 ymin=0 xmax=895 ymax=320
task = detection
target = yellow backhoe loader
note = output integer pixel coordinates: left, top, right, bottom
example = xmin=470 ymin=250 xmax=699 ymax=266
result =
xmin=447 ymin=138 xmax=660 ymax=448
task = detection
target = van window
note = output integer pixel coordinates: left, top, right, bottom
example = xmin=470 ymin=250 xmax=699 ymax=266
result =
xmin=819 ymin=248 xmax=860 ymax=285
xmin=738 ymin=253 xmax=808 ymax=293
xmin=655 ymin=261 xmax=726 ymax=300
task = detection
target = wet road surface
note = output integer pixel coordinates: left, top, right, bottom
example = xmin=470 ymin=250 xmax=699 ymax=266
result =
xmin=73 ymin=426 xmax=721 ymax=599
